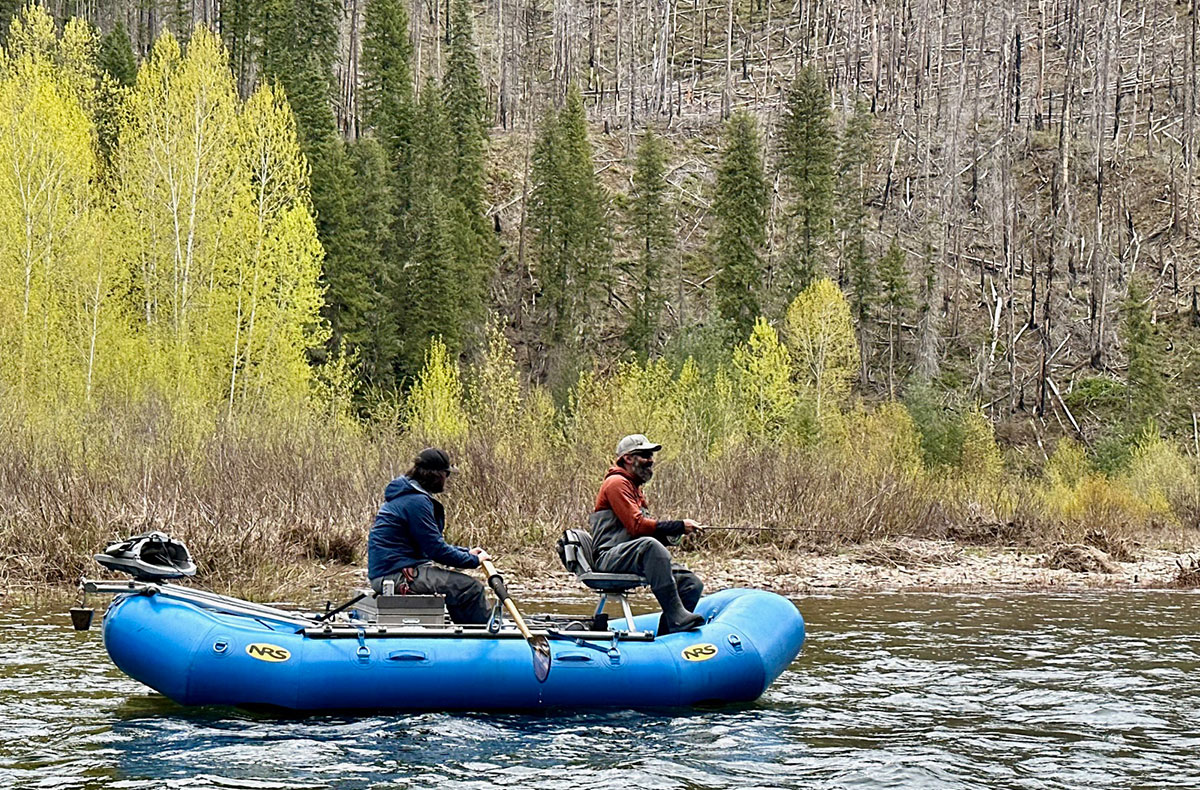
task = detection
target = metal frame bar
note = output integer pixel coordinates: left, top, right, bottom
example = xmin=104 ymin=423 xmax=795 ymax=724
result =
xmin=592 ymin=591 xmax=642 ymax=632
xmin=82 ymin=579 xmax=315 ymax=629
xmin=304 ymin=625 xmax=654 ymax=641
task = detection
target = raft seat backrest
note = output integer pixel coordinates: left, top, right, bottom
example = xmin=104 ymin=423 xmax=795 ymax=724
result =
xmin=558 ymin=529 xmax=649 ymax=632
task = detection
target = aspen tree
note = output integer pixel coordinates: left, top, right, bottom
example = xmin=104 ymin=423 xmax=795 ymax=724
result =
xmin=0 ymin=6 xmax=102 ymax=403
xmin=784 ymin=278 xmax=858 ymax=421
xmin=732 ymin=317 xmax=796 ymax=440
xmin=228 ymin=81 xmax=324 ymax=412
xmin=116 ymin=29 xmax=241 ymax=401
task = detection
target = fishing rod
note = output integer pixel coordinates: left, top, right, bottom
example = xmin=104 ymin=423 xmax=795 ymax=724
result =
xmin=698 ymin=524 xmax=844 ymax=535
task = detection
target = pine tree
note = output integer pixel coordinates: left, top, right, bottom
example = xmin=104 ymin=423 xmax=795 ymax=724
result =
xmin=344 ymin=137 xmax=400 ymax=390
xmin=779 ymin=67 xmax=835 ymax=292
xmin=445 ymin=0 xmax=487 ymax=222
xmin=0 ymin=0 xmax=20 ymax=46
xmin=99 ymin=23 xmax=137 ymax=86
xmin=877 ymin=238 xmax=911 ymax=396
xmin=837 ymin=100 xmax=874 ymax=382
xmin=712 ymin=111 xmax=768 ymax=341
xmin=397 ymin=81 xmax=473 ymax=376
xmin=362 ymin=0 xmax=414 ymax=190
xmin=529 ymin=85 xmax=611 ymax=352
xmin=625 ymin=129 xmax=674 ymax=357
xmin=1121 ymin=277 xmax=1166 ymax=426
xmin=443 ymin=0 xmax=492 ymax=341
xmin=95 ymin=23 xmax=136 ymax=170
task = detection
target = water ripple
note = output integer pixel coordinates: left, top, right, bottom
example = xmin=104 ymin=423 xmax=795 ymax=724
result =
xmin=2 ymin=591 xmax=1199 ymax=789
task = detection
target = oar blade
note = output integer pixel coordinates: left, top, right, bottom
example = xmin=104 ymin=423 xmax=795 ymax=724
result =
xmin=531 ymin=635 xmax=551 ymax=683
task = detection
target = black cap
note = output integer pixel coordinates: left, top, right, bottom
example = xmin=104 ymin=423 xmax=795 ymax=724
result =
xmin=414 ymin=447 xmax=455 ymax=472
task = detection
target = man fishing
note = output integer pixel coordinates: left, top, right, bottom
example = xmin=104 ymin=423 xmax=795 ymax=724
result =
xmin=590 ymin=434 xmax=705 ymax=634
xmin=368 ymin=447 xmax=492 ymax=624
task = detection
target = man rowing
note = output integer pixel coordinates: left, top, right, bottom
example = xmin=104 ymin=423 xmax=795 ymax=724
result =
xmin=367 ymin=447 xmax=491 ymax=624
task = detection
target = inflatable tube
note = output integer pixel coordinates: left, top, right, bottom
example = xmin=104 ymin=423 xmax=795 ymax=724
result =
xmin=100 ymin=587 xmax=804 ymax=711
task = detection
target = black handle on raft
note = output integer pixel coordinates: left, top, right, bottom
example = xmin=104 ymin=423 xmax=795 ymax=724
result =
xmin=316 ymin=592 xmax=369 ymax=622
xmin=485 ymin=571 xmax=510 ymax=602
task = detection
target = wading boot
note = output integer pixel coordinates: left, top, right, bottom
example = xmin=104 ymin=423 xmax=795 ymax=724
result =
xmin=654 ymin=584 xmax=704 ymax=635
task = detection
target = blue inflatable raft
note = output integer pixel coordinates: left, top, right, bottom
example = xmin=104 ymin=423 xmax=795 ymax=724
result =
xmin=86 ymin=581 xmax=805 ymax=711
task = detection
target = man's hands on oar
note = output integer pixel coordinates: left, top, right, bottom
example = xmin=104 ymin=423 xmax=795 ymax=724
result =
xmin=478 ymin=556 xmax=552 ymax=683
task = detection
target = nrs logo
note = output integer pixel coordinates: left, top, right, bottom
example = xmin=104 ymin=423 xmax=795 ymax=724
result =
xmin=246 ymin=643 xmax=291 ymax=662
xmin=681 ymin=643 xmax=718 ymax=662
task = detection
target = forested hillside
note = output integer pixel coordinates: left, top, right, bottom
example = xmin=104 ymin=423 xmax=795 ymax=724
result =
xmin=2 ymin=1 xmax=1198 ymax=590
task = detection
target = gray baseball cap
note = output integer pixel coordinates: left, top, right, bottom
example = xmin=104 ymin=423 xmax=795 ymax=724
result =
xmin=615 ymin=434 xmax=662 ymax=459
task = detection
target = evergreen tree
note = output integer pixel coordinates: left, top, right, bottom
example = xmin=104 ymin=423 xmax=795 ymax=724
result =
xmin=362 ymin=0 xmax=414 ymax=192
xmin=344 ymin=137 xmax=399 ymax=389
xmin=877 ymin=238 xmax=911 ymax=396
xmin=95 ymin=23 xmax=137 ymax=170
xmin=625 ymin=129 xmax=674 ymax=357
xmin=529 ymin=85 xmax=611 ymax=351
xmin=779 ymin=66 xmax=835 ymax=292
xmin=712 ymin=111 xmax=768 ymax=341
xmin=443 ymin=0 xmax=492 ymax=338
xmin=98 ymin=23 xmax=137 ymax=86
xmin=1121 ymin=277 xmax=1166 ymax=425
xmin=257 ymin=0 xmax=360 ymax=370
xmin=219 ymin=0 xmax=257 ymax=95
xmin=398 ymin=81 xmax=474 ymax=376
xmin=837 ymin=100 xmax=874 ymax=382
xmin=0 ymin=0 xmax=20 ymax=46
xmin=445 ymin=0 xmax=487 ymax=221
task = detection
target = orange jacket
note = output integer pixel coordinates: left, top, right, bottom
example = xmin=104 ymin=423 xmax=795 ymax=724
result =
xmin=593 ymin=466 xmax=660 ymax=537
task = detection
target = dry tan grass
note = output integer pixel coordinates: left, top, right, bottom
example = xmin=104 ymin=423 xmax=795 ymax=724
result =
xmin=3 ymin=404 xmax=1197 ymax=599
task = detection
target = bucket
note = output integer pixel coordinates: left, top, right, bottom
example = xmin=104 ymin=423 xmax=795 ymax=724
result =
xmin=69 ymin=607 xmax=94 ymax=631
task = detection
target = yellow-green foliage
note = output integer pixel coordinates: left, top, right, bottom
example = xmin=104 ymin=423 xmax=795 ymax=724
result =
xmin=957 ymin=407 xmax=1004 ymax=489
xmin=733 ymin=318 xmax=796 ymax=440
xmin=468 ymin=321 xmax=523 ymax=435
xmin=466 ymin=321 xmax=559 ymax=460
xmin=1039 ymin=433 xmax=1198 ymax=527
xmin=784 ymin=278 xmax=858 ymax=419
xmin=839 ymin=401 xmax=924 ymax=482
xmin=406 ymin=337 xmax=469 ymax=442
xmin=1040 ymin=438 xmax=1148 ymax=525
xmin=1120 ymin=431 xmax=1198 ymax=519
xmin=0 ymin=9 xmax=326 ymax=436
xmin=0 ymin=14 xmax=116 ymax=410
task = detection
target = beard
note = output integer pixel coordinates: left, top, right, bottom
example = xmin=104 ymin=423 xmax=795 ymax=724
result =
xmin=633 ymin=461 xmax=654 ymax=484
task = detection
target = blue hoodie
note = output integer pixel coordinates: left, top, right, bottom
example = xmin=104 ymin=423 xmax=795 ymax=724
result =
xmin=367 ymin=476 xmax=479 ymax=581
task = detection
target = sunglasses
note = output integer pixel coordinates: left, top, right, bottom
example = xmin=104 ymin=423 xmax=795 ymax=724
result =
xmin=631 ymin=450 xmax=655 ymax=459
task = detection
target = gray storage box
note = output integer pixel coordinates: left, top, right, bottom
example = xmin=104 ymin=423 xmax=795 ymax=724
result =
xmin=353 ymin=591 xmax=446 ymax=625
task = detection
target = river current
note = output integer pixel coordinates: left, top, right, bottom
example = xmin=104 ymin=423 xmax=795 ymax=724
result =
xmin=1 ymin=590 xmax=1197 ymax=789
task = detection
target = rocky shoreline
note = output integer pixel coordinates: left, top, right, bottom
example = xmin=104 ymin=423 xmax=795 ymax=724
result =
xmin=506 ymin=538 xmax=1200 ymax=601
xmin=8 ymin=538 xmax=1197 ymax=606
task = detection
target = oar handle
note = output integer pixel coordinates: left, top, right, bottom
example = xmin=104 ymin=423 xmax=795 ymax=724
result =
xmin=479 ymin=557 xmax=535 ymax=639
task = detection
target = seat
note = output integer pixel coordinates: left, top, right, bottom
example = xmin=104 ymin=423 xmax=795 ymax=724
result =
xmin=557 ymin=529 xmax=649 ymax=632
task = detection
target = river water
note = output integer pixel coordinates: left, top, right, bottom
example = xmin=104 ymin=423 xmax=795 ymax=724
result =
xmin=1 ymin=590 xmax=1197 ymax=789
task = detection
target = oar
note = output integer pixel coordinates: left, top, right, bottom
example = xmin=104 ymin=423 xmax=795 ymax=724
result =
xmin=479 ymin=557 xmax=551 ymax=683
